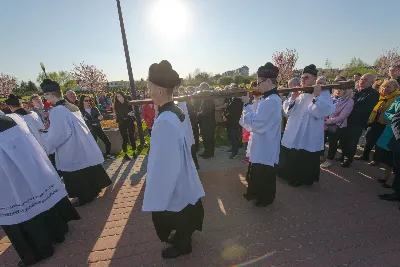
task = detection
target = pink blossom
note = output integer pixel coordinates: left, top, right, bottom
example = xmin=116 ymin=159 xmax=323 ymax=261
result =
xmin=0 ymin=73 xmax=17 ymax=97
xmin=272 ymin=49 xmax=299 ymax=84
xmin=71 ymin=62 xmax=108 ymax=92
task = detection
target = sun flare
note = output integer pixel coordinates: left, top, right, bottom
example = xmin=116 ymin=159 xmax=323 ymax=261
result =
xmin=150 ymin=0 xmax=188 ymax=39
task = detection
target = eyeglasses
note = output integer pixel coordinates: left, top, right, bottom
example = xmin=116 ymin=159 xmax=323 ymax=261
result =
xmin=256 ymin=79 xmax=268 ymax=86
xmin=84 ymin=100 xmax=91 ymax=102
xmin=301 ymin=76 xmax=311 ymax=80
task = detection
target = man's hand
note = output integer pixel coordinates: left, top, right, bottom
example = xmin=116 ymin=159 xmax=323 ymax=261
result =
xmin=313 ymin=84 xmax=321 ymax=97
xmin=98 ymin=115 xmax=104 ymax=120
xmin=291 ymin=91 xmax=301 ymax=100
xmin=241 ymin=92 xmax=250 ymax=104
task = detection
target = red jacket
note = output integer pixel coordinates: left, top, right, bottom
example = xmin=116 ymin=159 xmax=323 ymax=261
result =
xmin=142 ymin=104 xmax=155 ymax=129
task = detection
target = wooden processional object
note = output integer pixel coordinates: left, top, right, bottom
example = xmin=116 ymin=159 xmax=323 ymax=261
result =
xmin=128 ymin=81 xmax=355 ymax=105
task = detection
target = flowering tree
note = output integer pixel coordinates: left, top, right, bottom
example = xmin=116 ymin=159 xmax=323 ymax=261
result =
xmin=272 ymin=48 xmax=299 ymax=84
xmin=0 ymin=73 xmax=17 ymax=97
xmin=376 ymin=47 xmax=400 ymax=77
xmin=71 ymin=62 xmax=108 ymax=93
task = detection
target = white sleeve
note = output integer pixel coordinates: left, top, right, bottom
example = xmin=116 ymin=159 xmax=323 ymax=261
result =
xmin=242 ymin=99 xmax=281 ymax=134
xmin=307 ymin=90 xmax=335 ymax=119
xmin=282 ymin=97 xmax=296 ymax=117
xmin=44 ymin=108 xmax=73 ymax=154
xmin=143 ymin=120 xmax=182 ymax=211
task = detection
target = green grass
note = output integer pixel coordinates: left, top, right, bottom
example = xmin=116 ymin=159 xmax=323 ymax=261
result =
xmin=119 ymin=125 xmax=231 ymax=157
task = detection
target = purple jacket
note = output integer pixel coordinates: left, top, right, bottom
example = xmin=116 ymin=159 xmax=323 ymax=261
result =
xmin=326 ymin=98 xmax=354 ymax=128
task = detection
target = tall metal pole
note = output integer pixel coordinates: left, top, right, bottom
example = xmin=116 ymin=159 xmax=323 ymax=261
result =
xmin=115 ymin=0 xmax=145 ymax=146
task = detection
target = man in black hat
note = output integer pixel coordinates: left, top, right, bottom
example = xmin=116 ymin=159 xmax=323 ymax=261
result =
xmin=40 ymin=79 xmax=112 ymax=207
xmin=5 ymin=94 xmax=48 ymax=153
xmin=279 ymin=64 xmax=335 ymax=187
xmin=241 ymin=62 xmax=282 ymax=207
xmin=142 ymin=60 xmax=205 ymax=259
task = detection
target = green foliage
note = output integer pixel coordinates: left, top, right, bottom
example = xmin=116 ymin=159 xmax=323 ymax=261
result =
xmin=12 ymin=80 xmax=39 ymax=96
xmin=340 ymin=57 xmax=377 ymax=79
xmin=37 ymin=71 xmax=78 ymax=93
xmin=218 ymin=76 xmax=234 ymax=86
xmin=233 ymin=74 xmax=248 ymax=85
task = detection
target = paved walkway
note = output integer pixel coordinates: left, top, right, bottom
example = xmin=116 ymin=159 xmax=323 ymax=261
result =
xmin=1 ymin=147 xmax=400 ymax=267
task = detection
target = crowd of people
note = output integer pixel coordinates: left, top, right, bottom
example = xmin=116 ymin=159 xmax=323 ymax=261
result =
xmin=1 ymin=60 xmax=400 ymax=265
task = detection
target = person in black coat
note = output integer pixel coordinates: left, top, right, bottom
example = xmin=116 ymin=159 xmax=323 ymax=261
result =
xmin=78 ymin=95 xmax=114 ymax=160
xmin=114 ymin=91 xmax=137 ymax=160
xmin=224 ymin=97 xmax=244 ymax=159
xmin=197 ymin=83 xmax=216 ymax=159
xmin=342 ymin=73 xmax=379 ymax=167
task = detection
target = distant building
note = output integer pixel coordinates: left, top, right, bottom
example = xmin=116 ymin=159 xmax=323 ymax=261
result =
xmin=108 ymin=81 xmax=129 ymax=88
xmin=222 ymin=65 xmax=249 ymax=76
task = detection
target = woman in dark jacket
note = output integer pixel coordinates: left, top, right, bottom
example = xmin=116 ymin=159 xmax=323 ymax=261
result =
xmin=113 ymin=91 xmax=137 ymax=160
xmin=79 ymin=95 xmax=114 ymax=160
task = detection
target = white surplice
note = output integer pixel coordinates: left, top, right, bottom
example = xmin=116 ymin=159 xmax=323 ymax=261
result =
xmin=0 ymin=117 xmax=67 ymax=225
xmin=281 ymin=90 xmax=335 ymax=152
xmin=43 ymin=105 xmax=104 ymax=172
xmin=241 ymin=99 xmax=260 ymax=158
xmin=143 ymin=111 xmax=205 ymax=212
xmin=7 ymin=112 xmax=48 ymax=154
xmin=240 ymin=94 xmax=282 ymax=166
xmin=176 ymin=101 xmax=196 ymax=147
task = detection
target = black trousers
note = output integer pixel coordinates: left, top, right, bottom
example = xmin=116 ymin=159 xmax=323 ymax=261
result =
xmin=342 ymin=125 xmax=364 ymax=161
xmin=326 ymin=127 xmax=348 ymax=160
xmin=91 ymin=126 xmax=112 ymax=155
xmin=192 ymin=123 xmax=200 ymax=151
xmin=392 ymin=151 xmax=400 ymax=195
xmin=246 ymin=163 xmax=276 ymax=204
xmin=152 ymin=199 xmax=204 ymax=251
xmin=201 ymin=123 xmax=215 ymax=156
xmin=227 ymin=126 xmax=240 ymax=153
xmin=362 ymin=122 xmax=386 ymax=159
xmin=118 ymin=119 xmax=136 ymax=153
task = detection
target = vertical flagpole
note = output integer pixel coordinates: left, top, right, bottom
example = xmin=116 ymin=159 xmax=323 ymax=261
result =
xmin=115 ymin=0 xmax=145 ymax=147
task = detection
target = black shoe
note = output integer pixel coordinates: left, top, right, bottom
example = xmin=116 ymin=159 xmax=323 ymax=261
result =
xmin=335 ymin=156 xmax=344 ymax=162
xmin=379 ymin=193 xmax=400 ymax=201
xmin=341 ymin=160 xmax=352 ymax=168
xmin=162 ymin=246 xmax=192 ymax=259
xmin=229 ymin=153 xmax=238 ymax=159
xmin=243 ymin=193 xmax=256 ymax=201
xmin=201 ymin=154 xmax=214 ymax=159
xmin=123 ymin=154 xmax=131 ymax=161
xmin=227 ymin=148 xmax=233 ymax=153
xmin=378 ymin=178 xmax=387 ymax=184
xmin=255 ymin=200 xmax=272 ymax=207
xmin=289 ymin=181 xmax=302 ymax=187
xmin=382 ymin=183 xmax=392 ymax=188
xmin=354 ymin=155 xmax=368 ymax=161
xmin=105 ymin=154 xmax=115 ymax=160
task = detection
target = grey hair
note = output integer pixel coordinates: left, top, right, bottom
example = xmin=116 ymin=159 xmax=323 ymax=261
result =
xmin=288 ymin=77 xmax=300 ymax=87
xmin=199 ymin=82 xmax=210 ymax=91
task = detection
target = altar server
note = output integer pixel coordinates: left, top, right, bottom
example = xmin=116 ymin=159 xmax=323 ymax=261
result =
xmin=142 ymin=60 xmax=205 ymax=259
xmin=279 ymin=64 xmax=335 ymax=187
xmin=0 ymin=115 xmax=80 ymax=267
xmin=40 ymin=79 xmax=112 ymax=206
xmin=240 ymin=62 xmax=282 ymax=207
xmin=5 ymin=94 xmax=48 ymax=153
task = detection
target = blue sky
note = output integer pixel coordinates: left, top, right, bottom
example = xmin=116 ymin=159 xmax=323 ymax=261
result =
xmin=0 ymin=0 xmax=398 ymax=83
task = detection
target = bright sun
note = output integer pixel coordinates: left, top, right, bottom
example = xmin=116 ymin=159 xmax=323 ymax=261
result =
xmin=150 ymin=0 xmax=188 ymax=39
